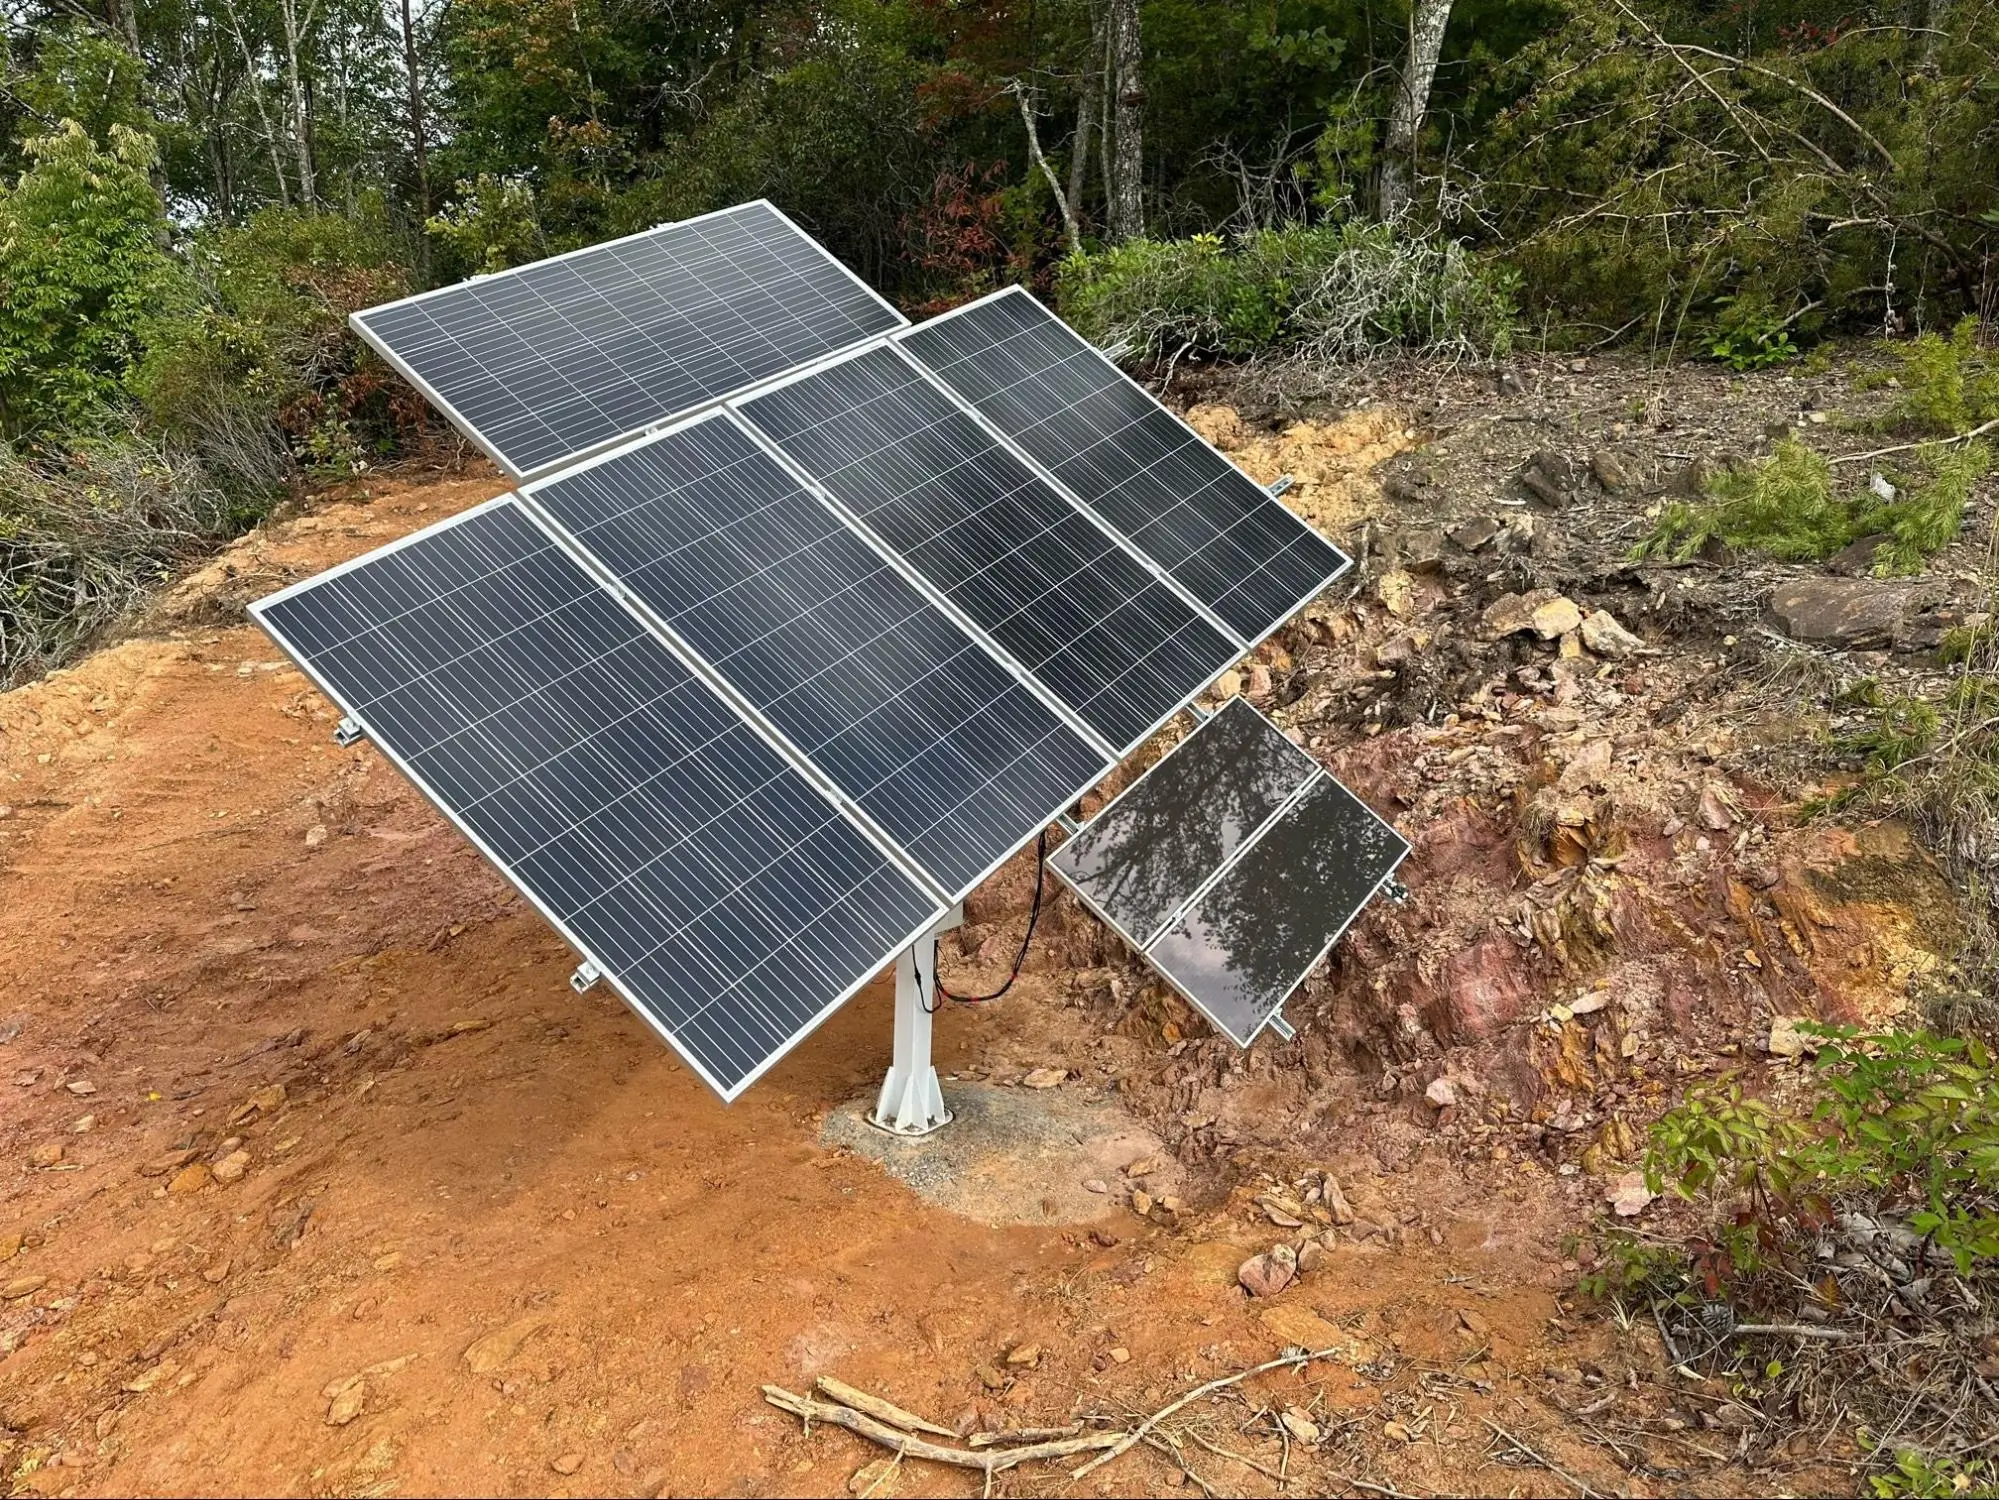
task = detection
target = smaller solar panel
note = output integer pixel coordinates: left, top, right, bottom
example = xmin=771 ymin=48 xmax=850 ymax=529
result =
xmin=1049 ymin=698 xmax=1316 ymax=950
xmin=1146 ymin=775 xmax=1409 ymax=1044
xmin=353 ymin=201 xmax=904 ymax=479
xmin=252 ymin=499 xmax=944 ymax=1100
xmin=524 ymin=413 xmax=1111 ymax=900
xmin=898 ymin=288 xmax=1350 ymax=644
xmin=735 ymin=344 xmax=1239 ymax=754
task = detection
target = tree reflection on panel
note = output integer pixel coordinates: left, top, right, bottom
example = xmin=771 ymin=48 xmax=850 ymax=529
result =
xmin=1053 ymin=698 xmax=1316 ymax=947
xmin=1149 ymin=777 xmax=1409 ymax=1044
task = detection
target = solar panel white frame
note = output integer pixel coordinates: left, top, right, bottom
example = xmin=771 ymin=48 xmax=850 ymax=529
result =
xmin=251 ymin=496 xmax=950 ymax=1102
xmin=894 ymin=286 xmax=1353 ymax=655
xmin=517 ymin=406 xmax=1116 ymax=906
xmin=730 ymin=340 xmax=1245 ymax=760
xmin=350 ymin=200 xmax=908 ymax=482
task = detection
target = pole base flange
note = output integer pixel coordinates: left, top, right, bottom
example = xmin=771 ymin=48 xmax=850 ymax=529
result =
xmin=868 ymin=1064 xmax=953 ymax=1136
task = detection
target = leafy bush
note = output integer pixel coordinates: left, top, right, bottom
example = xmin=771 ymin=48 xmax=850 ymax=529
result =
xmin=0 ymin=122 xmax=187 ymax=438
xmin=425 ymin=174 xmax=549 ymax=277
xmin=1055 ymin=221 xmax=1517 ymax=364
xmin=0 ymin=436 xmax=258 ymax=685
xmin=1635 ymin=437 xmax=1989 ymax=570
xmin=1883 ymin=318 xmax=1999 ymax=437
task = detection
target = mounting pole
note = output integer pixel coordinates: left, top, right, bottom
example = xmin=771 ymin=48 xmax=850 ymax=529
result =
xmin=871 ymin=903 xmax=964 ymax=1136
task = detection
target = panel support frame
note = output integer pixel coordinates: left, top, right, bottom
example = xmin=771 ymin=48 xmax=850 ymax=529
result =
xmin=871 ymin=903 xmax=966 ymax=1136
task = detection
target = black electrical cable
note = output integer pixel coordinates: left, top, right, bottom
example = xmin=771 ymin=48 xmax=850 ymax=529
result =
xmin=920 ymin=829 xmax=1049 ymax=1012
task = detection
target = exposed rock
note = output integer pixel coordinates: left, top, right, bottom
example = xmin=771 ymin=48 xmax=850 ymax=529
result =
xmin=1519 ymin=449 xmax=1579 ymax=508
xmin=1296 ymin=1240 xmax=1325 ymax=1275
xmin=1530 ymin=596 xmax=1583 ymax=640
xmin=140 ymin=1148 xmax=199 ymax=1179
xmin=1580 ymin=610 xmax=1647 ymax=658
xmin=0 ymin=1231 xmax=21 ymax=1261
xmin=463 ymin=1313 xmax=549 ymax=1375
xmin=1495 ymin=514 xmax=1540 ymax=556
xmin=1373 ymin=634 xmax=1419 ymax=672
xmin=1608 ymin=1171 xmax=1655 ymax=1218
xmin=1829 ymin=533 xmax=1893 ymax=576
xmin=3 ymin=1275 xmax=46 ymax=1300
xmin=1321 ymin=1179 xmax=1355 ymax=1226
xmin=326 ymin=1380 xmax=366 ymax=1426
xmin=1449 ymin=517 xmax=1499 ymax=553
xmin=1238 ymin=1244 xmax=1298 ymax=1298
xmin=1021 ymin=1067 xmax=1066 ymax=1089
xmin=168 ymin=1163 xmax=211 ymax=1195
xmin=1395 ymin=528 xmax=1447 ymax=575
xmin=1768 ymin=578 xmax=1927 ymax=649
xmin=1590 ymin=448 xmax=1642 ymax=493
xmin=1375 ymin=568 xmax=1417 ymax=619
xmin=29 ymin=1143 xmax=62 ymax=1169
xmin=1697 ymin=785 xmax=1735 ymax=831
xmin=1429 ymin=932 xmax=1538 ymax=1042
xmin=212 ymin=1150 xmax=251 ymax=1184
xmin=1768 ymin=1016 xmax=1819 ymax=1059
xmin=1280 ymin=1408 xmax=1321 ymax=1444
xmin=1424 ymin=1077 xmax=1458 ymax=1109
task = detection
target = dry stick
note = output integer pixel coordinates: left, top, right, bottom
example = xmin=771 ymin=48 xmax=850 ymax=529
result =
xmin=1329 ymin=1474 xmax=1427 ymax=1500
xmin=1732 ymin=1322 xmax=1857 ymax=1341
xmin=1482 ymin=1417 xmax=1603 ymax=1500
xmin=761 ymin=1387 xmax=1121 ymax=1474
xmin=1186 ymin=1428 xmax=1287 ymax=1483
xmin=1072 ymin=1344 xmax=1342 ymax=1479
xmin=1831 ymin=417 xmax=1999 ymax=465
xmin=969 ymin=1424 xmax=1081 ymax=1447
xmin=814 ymin=1376 xmax=958 ymax=1438
xmin=1145 ymin=1432 xmax=1217 ymax=1496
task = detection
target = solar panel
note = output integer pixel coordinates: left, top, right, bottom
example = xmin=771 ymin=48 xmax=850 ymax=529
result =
xmin=1048 ymin=697 xmax=1318 ymax=951
xmin=352 ymin=201 xmax=904 ymax=480
xmin=251 ymin=498 xmax=944 ymax=1100
xmin=897 ymin=288 xmax=1350 ymax=643
xmin=1147 ymin=774 xmax=1408 ymax=1044
xmin=734 ymin=344 xmax=1240 ymax=755
xmin=523 ymin=412 xmax=1112 ymax=899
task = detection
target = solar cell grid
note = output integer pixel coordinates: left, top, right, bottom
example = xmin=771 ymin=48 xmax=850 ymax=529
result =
xmin=734 ymin=344 xmax=1239 ymax=755
xmin=898 ymin=289 xmax=1350 ymax=642
xmin=253 ymin=499 xmax=943 ymax=1100
xmin=525 ymin=414 xmax=1112 ymax=899
xmin=353 ymin=201 xmax=903 ymax=479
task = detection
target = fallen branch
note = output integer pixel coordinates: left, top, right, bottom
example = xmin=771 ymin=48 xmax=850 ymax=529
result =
xmin=814 ymin=1376 xmax=957 ymax=1438
xmin=761 ymin=1386 xmax=1120 ymax=1474
xmin=1830 ymin=417 xmax=1999 ymax=464
xmin=1482 ymin=1417 xmax=1602 ymax=1499
xmin=1731 ymin=1322 xmax=1856 ymax=1341
xmin=1072 ymin=1344 xmax=1343 ymax=1479
xmin=970 ymin=1423 xmax=1081 ymax=1447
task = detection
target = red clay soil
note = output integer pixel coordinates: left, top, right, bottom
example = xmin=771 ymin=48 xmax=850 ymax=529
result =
xmin=0 ymin=473 xmax=1845 ymax=1498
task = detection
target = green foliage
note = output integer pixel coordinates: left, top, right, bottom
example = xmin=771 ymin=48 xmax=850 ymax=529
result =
xmin=4 ymin=21 xmax=152 ymax=149
xmin=1634 ymin=437 xmax=1990 ymax=570
xmin=1056 ymin=221 xmax=1516 ymax=363
xmin=1869 ymin=1449 xmax=1998 ymax=1498
xmin=1706 ymin=295 xmax=1799 ymax=371
xmin=0 ymin=122 xmax=185 ymax=437
xmin=1646 ymin=1028 xmax=1999 ymax=1283
xmin=425 ymin=174 xmax=548 ymax=276
xmin=1886 ymin=319 xmax=1999 ymax=437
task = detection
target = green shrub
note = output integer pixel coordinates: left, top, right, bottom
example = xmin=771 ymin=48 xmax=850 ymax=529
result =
xmin=1886 ymin=318 xmax=1999 ymax=436
xmin=1871 ymin=441 xmax=1990 ymax=573
xmin=1055 ymin=221 xmax=1517 ymax=364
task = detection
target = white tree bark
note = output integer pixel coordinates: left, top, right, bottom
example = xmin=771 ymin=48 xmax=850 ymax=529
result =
xmin=1066 ymin=1 xmax=1106 ymax=234
xmin=1108 ymin=0 xmax=1144 ymax=240
xmin=1014 ymin=81 xmax=1082 ymax=256
xmin=1379 ymin=0 xmax=1452 ymax=219
xmin=276 ymin=0 xmax=321 ymax=205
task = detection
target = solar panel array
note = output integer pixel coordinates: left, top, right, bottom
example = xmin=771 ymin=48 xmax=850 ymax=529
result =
xmin=271 ymin=203 xmax=1378 ymax=1101
xmin=735 ymin=345 xmax=1239 ymax=754
xmin=524 ymin=413 xmax=1111 ymax=899
xmin=899 ymin=289 xmax=1351 ymax=643
xmin=1051 ymin=698 xmax=1408 ymax=1045
xmin=252 ymin=501 xmax=944 ymax=1098
xmin=352 ymin=202 xmax=903 ymax=479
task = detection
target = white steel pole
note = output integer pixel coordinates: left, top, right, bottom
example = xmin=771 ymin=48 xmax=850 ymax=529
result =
xmin=870 ymin=905 xmax=961 ymax=1135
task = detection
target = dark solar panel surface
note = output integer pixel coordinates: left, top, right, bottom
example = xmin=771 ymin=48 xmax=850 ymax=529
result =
xmin=354 ymin=202 xmax=901 ymax=478
xmin=736 ymin=346 xmax=1238 ymax=753
xmin=252 ymin=499 xmax=941 ymax=1099
xmin=1145 ymin=773 xmax=1410 ymax=1044
xmin=900 ymin=290 xmax=1350 ymax=641
xmin=527 ymin=415 xmax=1110 ymax=898
xmin=1049 ymin=698 xmax=1317 ymax=949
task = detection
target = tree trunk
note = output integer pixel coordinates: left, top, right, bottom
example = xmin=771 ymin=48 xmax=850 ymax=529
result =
xmin=1067 ymin=1 xmax=1105 ymax=232
xmin=1108 ymin=0 xmax=1144 ymax=240
xmin=1379 ymin=0 xmax=1451 ymax=219
xmin=1015 ymin=82 xmax=1081 ymax=256
xmin=276 ymin=0 xmax=320 ymax=205
xmin=401 ymin=0 xmax=434 ymax=265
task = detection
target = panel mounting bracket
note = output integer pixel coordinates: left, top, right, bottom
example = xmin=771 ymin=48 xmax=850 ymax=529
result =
xmin=1267 ymin=474 xmax=1295 ymax=498
xmin=570 ymin=961 xmax=601 ymax=994
xmin=333 ymin=716 xmax=365 ymax=748
xmin=1384 ymin=877 xmax=1411 ymax=905
xmin=1265 ymin=1012 xmax=1297 ymax=1042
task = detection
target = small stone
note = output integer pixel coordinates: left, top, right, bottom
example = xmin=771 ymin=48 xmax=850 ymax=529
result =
xmin=1109 ymin=1346 xmax=1131 ymax=1364
xmin=1590 ymin=448 xmax=1641 ymax=493
xmin=230 ymin=1083 xmax=287 ymax=1125
xmin=1519 ymin=449 xmax=1578 ymax=508
xmin=30 ymin=1143 xmax=63 ymax=1168
xmin=304 ymin=823 xmax=328 ymax=848
xmin=1449 ymin=517 xmax=1499 ymax=553
xmin=977 ymin=1364 xmax=1008 ymax=1391
xmin=1375 ymin=569 xmax=1417 ymax=619
xmin=1123 ymin=1156 xmax=1159 ymax=1178
xmin=1608 ymin=1171 xmax=1655 ymax=1218
xmin=1768 ymin=577 xmax=1926 ymax=650
xmin=327 ymin=1379 xmax=366 ymax=1426
xmin=3 ymin=1275 xmax=47 ymax=1300
xmin=1321 ymin=1179 xmax=1355 ymax=1225
xmin=1529 ymin=596 xmax=1583 ymax=640
xmin=1021 ymin=1067 xmax=1066 ymax=1089
xmin=374 ymin=1251 xmax=403 ymax=1271
xmin=1697 ymin=785 xmax=1734 ymax=832
xmin=1131 ymin=1190 xmax=1154 ymax=1217
xmin=1004 ymin=1343 xmax=1041 ymax=1368
xmin=1083 ymin=1179 xmax=1108 ymax=1194
xmin=202 ymin=1258 xmax=231 ymax=1284
xmin=1829 ymin=533 xmax=1893 ymax=576
xmin=1238 ymin=1245 xmax=1297 ymax=1299
xmin=1280 ymin=1408 xmax=1321 ymax=1444
xmin=71 ymin=1114 xmax=95 ymax=1133
xmin=1424 ymin=1077 xmax=1458 ymax=1109
xmin=1768 ymin=1016 xmax=1817 ymax=1059
xmin=0 ymin=1232 xmax=21 ymax=1261
xmin=140 ymin=1148 xmax=199 ymax=1178
xmin=464 ymin=1314 xmax=549 ymax=1375
xmin=65 ymin=1079 xmax=97 ymax=1097
xmin=212 ymin=1149 xmax=251 ymax=1183
xmin=1579 ymin=610 xmax=1646 ymax=658
xmin=1213 ymin=668 xmax=1244 ymax=700
xmin=1297 ymin=1240 xmax=1326 ymax=1275
xmin=1374 ymin=634 xmax=1418 ymax=671
xmin=551 ymin=1453 xmax=583 ymax=1476
xmin=168 ymin=1163 xmax=211 ymax=1195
